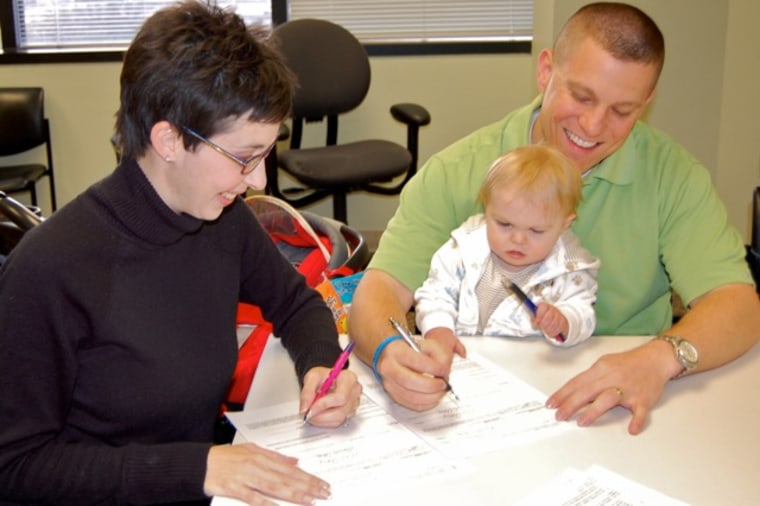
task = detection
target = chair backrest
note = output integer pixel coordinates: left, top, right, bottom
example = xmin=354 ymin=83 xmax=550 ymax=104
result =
xmin=274 ymin=18 xmax=370 ymax=126
xmin=0 ymin=88 xmax=47 ymax=156
xmin=747 ymin=186 xmax=760 ymax=292
xmin=751 ymin=187 xmax=760 ymax=253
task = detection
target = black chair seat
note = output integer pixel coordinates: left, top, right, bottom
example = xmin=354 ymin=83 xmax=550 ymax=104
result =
xmin=0 ymin=164 xmax=47 ymax=190
xmin=279 ymin=140 xmax=412 ymax=187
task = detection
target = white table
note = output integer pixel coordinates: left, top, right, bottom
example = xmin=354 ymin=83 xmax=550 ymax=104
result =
xmin=227 ymin=334 xmax=760 ymax=505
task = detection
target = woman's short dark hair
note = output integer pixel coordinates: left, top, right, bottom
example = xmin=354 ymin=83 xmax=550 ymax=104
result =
xmin=115 ymin=0 xmax=295 ymax=158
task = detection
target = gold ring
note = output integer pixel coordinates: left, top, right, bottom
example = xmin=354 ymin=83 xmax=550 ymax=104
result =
xmin=614 ymin=387 xmax=624 ymax=398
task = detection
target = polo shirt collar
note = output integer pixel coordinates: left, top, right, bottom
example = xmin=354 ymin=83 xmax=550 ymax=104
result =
xmin=583 ymin=129 xmax=640 ymax=186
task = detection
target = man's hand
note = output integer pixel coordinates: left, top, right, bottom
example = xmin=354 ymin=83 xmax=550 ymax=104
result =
xmin=546 ymin=339 xmax=677 ymax=435
xmin=376 ymin=327 xmax=464 ymax=411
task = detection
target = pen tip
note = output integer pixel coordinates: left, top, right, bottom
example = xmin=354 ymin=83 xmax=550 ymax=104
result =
xmin=445 ymin=383 xmax=459 ymax=401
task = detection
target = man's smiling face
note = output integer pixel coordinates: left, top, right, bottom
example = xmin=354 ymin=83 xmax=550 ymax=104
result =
xmin=533 ymin=36 xmax=658 ymax=172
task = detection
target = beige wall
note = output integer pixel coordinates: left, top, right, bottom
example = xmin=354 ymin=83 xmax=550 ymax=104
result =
xmin=716 ymin=0 xmax=760 ymax=241
xmin=2 ymin=0 xmax=758 ymax=240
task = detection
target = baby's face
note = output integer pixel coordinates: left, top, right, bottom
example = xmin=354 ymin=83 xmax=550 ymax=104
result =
xmin=484 ymin=193 xmax=574 ymax=270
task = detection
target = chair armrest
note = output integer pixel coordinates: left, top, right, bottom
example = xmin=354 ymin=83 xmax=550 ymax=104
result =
xmin=0 ymin=191 xmax=44 ymax=231
xmin=390 ymin=103 xmax=431 ymax=127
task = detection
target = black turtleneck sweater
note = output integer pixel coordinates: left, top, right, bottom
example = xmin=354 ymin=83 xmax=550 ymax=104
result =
xmin=0 ymin=159 xmax=342 ymax=505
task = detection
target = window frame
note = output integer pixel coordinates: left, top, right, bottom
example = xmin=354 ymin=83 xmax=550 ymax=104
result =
xmin=0 ymin=0 xmax=530 ymax=65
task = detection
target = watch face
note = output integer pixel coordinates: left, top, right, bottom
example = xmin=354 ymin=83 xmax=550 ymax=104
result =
xmin=678 ymin=341 xmax=699 ymax=366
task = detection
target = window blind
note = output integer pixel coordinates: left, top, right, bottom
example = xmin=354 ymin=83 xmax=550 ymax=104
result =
xmin=9 ymin=0 xmax=530 ymax=51
xmin=12 ymin=0 xmax=271 ymax=50
xmin=289 ymin=0 xmax=533 ymax=43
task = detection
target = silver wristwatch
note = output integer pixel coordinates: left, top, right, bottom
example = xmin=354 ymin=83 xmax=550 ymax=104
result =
xmin=654 ymin=334 xmax=699 ymax=378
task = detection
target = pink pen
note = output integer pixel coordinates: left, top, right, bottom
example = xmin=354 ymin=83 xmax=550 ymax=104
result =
xmin=303 ymin=340 xmax=356 ymax=422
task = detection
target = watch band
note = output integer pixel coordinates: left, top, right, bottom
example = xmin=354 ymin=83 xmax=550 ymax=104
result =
xmin=654 ymin=334 xmax=698 ymax=379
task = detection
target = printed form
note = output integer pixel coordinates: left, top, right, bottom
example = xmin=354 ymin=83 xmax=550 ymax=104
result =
xmin=514 ymin=465 xmax=690 ymax=505
xmin=360 ymin=352 xmax=576 ymax=458
xmin=220 ymin=352 xmax=575 ymax=505
xmin=224 ymin=395 xmax=472 ymax=506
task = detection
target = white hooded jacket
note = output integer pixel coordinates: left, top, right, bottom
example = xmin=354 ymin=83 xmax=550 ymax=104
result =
xmin=414 ymin=214 xmax=601 ymax=346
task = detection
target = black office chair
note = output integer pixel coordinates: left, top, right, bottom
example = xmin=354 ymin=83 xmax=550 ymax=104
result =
xmin=746 ymin=186 xmax=760 ymax=294
xmin=266 ymin=18 xmax=431 ymax=224
xmin=0 ymin=87 xmax=57 ymax=211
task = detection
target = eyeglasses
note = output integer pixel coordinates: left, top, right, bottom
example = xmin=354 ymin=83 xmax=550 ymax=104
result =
xmin=181 ymin=126 xmax=275 ymax=175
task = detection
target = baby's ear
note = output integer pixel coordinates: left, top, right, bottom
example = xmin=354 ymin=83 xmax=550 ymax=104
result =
xmin=563 ymin=213 xmax=577 ymax=230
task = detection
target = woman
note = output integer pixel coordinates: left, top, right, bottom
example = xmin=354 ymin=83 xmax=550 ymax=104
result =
xmin=0 ymin=2 xmax=361 ymax=504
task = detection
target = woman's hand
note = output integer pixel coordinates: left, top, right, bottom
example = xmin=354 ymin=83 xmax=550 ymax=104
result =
xmin=204 ymin=443 xmax=331 ymax=505
xmin=300 ymin=367 xmax=362 ymax=427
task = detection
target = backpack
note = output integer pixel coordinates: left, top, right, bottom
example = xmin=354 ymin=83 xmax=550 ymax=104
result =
xmin=222 ymin=195 xmax=369 ymax=413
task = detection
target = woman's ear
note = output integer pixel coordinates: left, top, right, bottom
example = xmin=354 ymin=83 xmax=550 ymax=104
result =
xmin=150 ymin=121 xmax=180 ymax=162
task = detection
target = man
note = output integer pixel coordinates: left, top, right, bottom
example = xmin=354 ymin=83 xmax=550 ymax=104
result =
xmin=348 ymin=2 xmax=760 ymax=435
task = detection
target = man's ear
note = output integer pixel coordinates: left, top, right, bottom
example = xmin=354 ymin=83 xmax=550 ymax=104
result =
xmin=536 ymin=48 xmax=554 ymax=93
xmin=643 ymin=88 xmax=657 ymax=110
xmin=150 ymin=121 xmax=180 ymax=162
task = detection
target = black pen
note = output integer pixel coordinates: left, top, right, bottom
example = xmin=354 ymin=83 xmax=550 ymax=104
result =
xmin=504 ymin=280 xmax=566 ymax=343
xmin=388 ymin=316 xmax=459 ymax=401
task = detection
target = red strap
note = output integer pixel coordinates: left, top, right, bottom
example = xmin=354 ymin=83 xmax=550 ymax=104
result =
xmin=221 ymin=303 xmax=271 ymax=414
xmin=236 ymin=302 xmax=266 ymax=326
xmin=295 ymin=248 xmax=329 ymax=287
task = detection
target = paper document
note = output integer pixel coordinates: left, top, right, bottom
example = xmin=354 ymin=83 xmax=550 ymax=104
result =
xmin=225 ymin=394 xmax=472 ymax=505
xmin=514 ymin=465 xmax=690 ymax=505
xmin=360 ymin=351 xmax=577 ymax=458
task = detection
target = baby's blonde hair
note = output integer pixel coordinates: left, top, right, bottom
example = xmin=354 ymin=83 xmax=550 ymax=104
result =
xmin=479 ymin=144 xmax=582 ymax=218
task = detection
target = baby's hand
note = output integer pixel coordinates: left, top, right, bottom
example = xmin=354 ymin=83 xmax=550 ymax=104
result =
xmin=534 ymin=302 xmax=568 ymax=340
